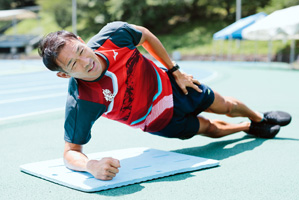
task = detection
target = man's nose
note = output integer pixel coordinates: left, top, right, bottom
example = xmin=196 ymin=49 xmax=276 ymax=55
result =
xmin=78 ymin=57 xmax=89 ymax=68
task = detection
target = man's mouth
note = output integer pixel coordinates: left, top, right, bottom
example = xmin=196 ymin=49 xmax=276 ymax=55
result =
xmin=88 ymin=61 xmax=95 ymax=72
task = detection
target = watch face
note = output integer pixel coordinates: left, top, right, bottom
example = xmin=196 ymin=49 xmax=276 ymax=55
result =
xmin=173 ymin=64 xmax=179 ymax=70
xmin=169 ymin=63 xmax=179 ymax=73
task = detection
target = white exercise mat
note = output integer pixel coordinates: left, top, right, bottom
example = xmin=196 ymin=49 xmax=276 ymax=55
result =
xmin=20 ymin=147 xmax=219 ymax=192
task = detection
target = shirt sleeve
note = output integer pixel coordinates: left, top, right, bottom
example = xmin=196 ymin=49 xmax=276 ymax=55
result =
xmin=64 ymin=79 xmax=106 ymax=145
xmin=87 ymin=21 xmax=142 ymax=50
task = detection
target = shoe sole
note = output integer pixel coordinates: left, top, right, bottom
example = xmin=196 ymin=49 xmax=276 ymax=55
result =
xmin=264 ymin=111 xmax=292 ymax=126
xmin=246 ymin=122 xmax=281 ymax=139
xmin=261 ymin=124 xmax=280 ymax=139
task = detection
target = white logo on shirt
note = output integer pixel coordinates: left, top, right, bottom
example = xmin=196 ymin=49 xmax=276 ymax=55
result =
xmin=113 ymin=50 xmax=118 ymax=61
xmin=103 ymin=89 xmax=115 ymax=102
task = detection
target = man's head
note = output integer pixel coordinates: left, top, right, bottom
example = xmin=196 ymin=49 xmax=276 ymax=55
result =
xmin=38 ymin=30 xmax=77 ymax=72
xmin=39 ymin=31 xmax=105 ymax=81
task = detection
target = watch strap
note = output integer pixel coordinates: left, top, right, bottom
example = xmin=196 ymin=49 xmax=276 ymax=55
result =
xmin=168 ymin=62 xmax=180 ymax=73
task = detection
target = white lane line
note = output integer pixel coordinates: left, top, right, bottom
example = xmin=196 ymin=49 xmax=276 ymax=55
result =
xmin=0 ymin=93 xmax=66 ymax=104
xmin=200 ymin=71 xmax=218 ymax=83
xmin=0 ymin=84 xmax=67 ymax=95
xmin=0 ymin=108 xmax=64 ymax=122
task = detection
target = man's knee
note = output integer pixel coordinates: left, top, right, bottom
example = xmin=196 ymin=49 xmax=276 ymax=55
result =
xmin=198 ymin=118 xmax=221 ymax=138
xmin=207 ymin=121 xmax=222 ymax=138
xmin=224 ymin=98 xmax=237 ymax=116
xmin=208 ymin=95 xmax=236 ymax=116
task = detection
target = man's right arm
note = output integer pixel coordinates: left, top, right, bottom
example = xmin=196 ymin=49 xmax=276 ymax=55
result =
xmin=63 ymin=141 xmax=121 ymax=180
xmin=132 ymin=24 xmax=202 ymax=95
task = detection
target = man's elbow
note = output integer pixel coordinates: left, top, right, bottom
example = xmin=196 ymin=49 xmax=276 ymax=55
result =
xmin=132 ymin=25 xmax=152 ymax=46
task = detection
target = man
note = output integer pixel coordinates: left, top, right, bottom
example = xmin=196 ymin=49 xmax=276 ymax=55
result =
xmin=38 ymin=21 xmax=291 ymax=181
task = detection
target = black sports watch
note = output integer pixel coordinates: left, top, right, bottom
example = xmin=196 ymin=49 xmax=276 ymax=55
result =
xmin=168 ymin=61 xmax=180 ymax=73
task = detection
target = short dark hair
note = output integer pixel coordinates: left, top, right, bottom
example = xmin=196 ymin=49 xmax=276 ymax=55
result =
xmin=38 ymin=30 xmax=78 ymax=72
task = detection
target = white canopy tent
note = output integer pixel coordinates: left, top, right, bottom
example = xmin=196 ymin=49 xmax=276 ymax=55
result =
xmin=0 ymin=9 xmax=37 ymax=21
xmin=213 ymin=12 xmax=267 ymax=40
xmin=0 ymin=9 xmax=37 ymax=35
xmin=212 ymin=12 xmax=266 ymax=61
xmin=0 ymin=9 xmax=40 ymax=55
xmin=242 ymin=5 xmax=299 ymax=63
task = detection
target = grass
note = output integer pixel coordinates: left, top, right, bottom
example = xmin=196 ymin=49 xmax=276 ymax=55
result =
xmin=4 ymin=12 xmax=71 ymax=36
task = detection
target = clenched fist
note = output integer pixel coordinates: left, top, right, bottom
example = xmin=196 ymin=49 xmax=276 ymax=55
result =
xmin=86 ymin=157 xmax=120 ymax=180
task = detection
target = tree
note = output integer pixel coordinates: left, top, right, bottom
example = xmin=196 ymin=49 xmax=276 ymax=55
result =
xmin=53 ymin=2 xmax=72 ymax=29
xmin=259 ymin=0 xmax=299 ymax=13
xmin=37 ymin=0 xmax=72 ymax=29
xmin=242 ymin=0 xmax=271 ymax=16
xmin=36 ymin=0 xmax=288 ymax=38
xmin=0 ymin=0 xmax=37 ymax=10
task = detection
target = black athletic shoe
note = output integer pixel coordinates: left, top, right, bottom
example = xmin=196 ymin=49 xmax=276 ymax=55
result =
xmin=263 ymin=111 xmax=292 ymax=126
xmin=245 ymin=121 xmax=280 ymax=139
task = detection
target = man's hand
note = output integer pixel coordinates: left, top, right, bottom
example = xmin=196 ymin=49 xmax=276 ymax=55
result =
xmin=64 ymin=142 xmax=120 ymax=181
xmin=86 ymin=157 xmax=121 ymax=180
xmin=172 ymin=70 xmax=202 ymax=95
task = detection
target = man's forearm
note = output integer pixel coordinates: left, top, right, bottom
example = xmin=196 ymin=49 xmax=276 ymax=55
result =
xmin=133 ymin=25 xmax=174 ymax=70
xmin=63 ymin=149 xmax=89 ymax=172
xmin=142 ymin=34 xmax=173 ymax=69
xmin=143 ymin=36 xmax=184 ymax=79
xmin=63 ymin=142 xmax=121 ymax=180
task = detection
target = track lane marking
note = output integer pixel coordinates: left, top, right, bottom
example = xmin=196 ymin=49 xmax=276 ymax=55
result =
xmin=0 ymin=93 xmax=66 ymax=104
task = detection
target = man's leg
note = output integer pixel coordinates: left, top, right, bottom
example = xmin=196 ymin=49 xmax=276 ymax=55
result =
xmin=205 ymin=91 xmax=263 ymax=122
xmin=194 ymin=90 xmax=256 ymax=138
xmin=198 ymin=90 xmax=280 ymax=138
xmin=196 ymin=116 xmax=250 ymax=138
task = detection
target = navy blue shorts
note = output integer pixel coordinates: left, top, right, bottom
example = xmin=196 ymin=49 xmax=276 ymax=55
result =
xmin=149 ymin=72 xmax=215 ymax=139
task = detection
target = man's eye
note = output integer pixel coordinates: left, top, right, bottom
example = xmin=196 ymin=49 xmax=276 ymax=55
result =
xmin=80 ymin=48 xmax=84 ymax=55
xmin=72 ymin=61 xmax=77 ymax=68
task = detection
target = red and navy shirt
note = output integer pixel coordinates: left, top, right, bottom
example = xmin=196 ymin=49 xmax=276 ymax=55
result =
xmin=64 ymin=22 xmax=173 ymax=145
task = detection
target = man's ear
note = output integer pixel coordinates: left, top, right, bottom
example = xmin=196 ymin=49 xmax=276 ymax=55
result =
xmin=56 ymin=71 xmax=71 ymax=79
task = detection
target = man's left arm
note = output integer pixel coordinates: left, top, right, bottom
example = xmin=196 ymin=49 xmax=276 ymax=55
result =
xmin=132 ymin=24 xmax=202 ymax=95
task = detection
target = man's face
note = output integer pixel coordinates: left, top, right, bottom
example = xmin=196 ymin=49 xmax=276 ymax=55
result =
xmin=55 ymin=39 xmax=105 ymax=81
